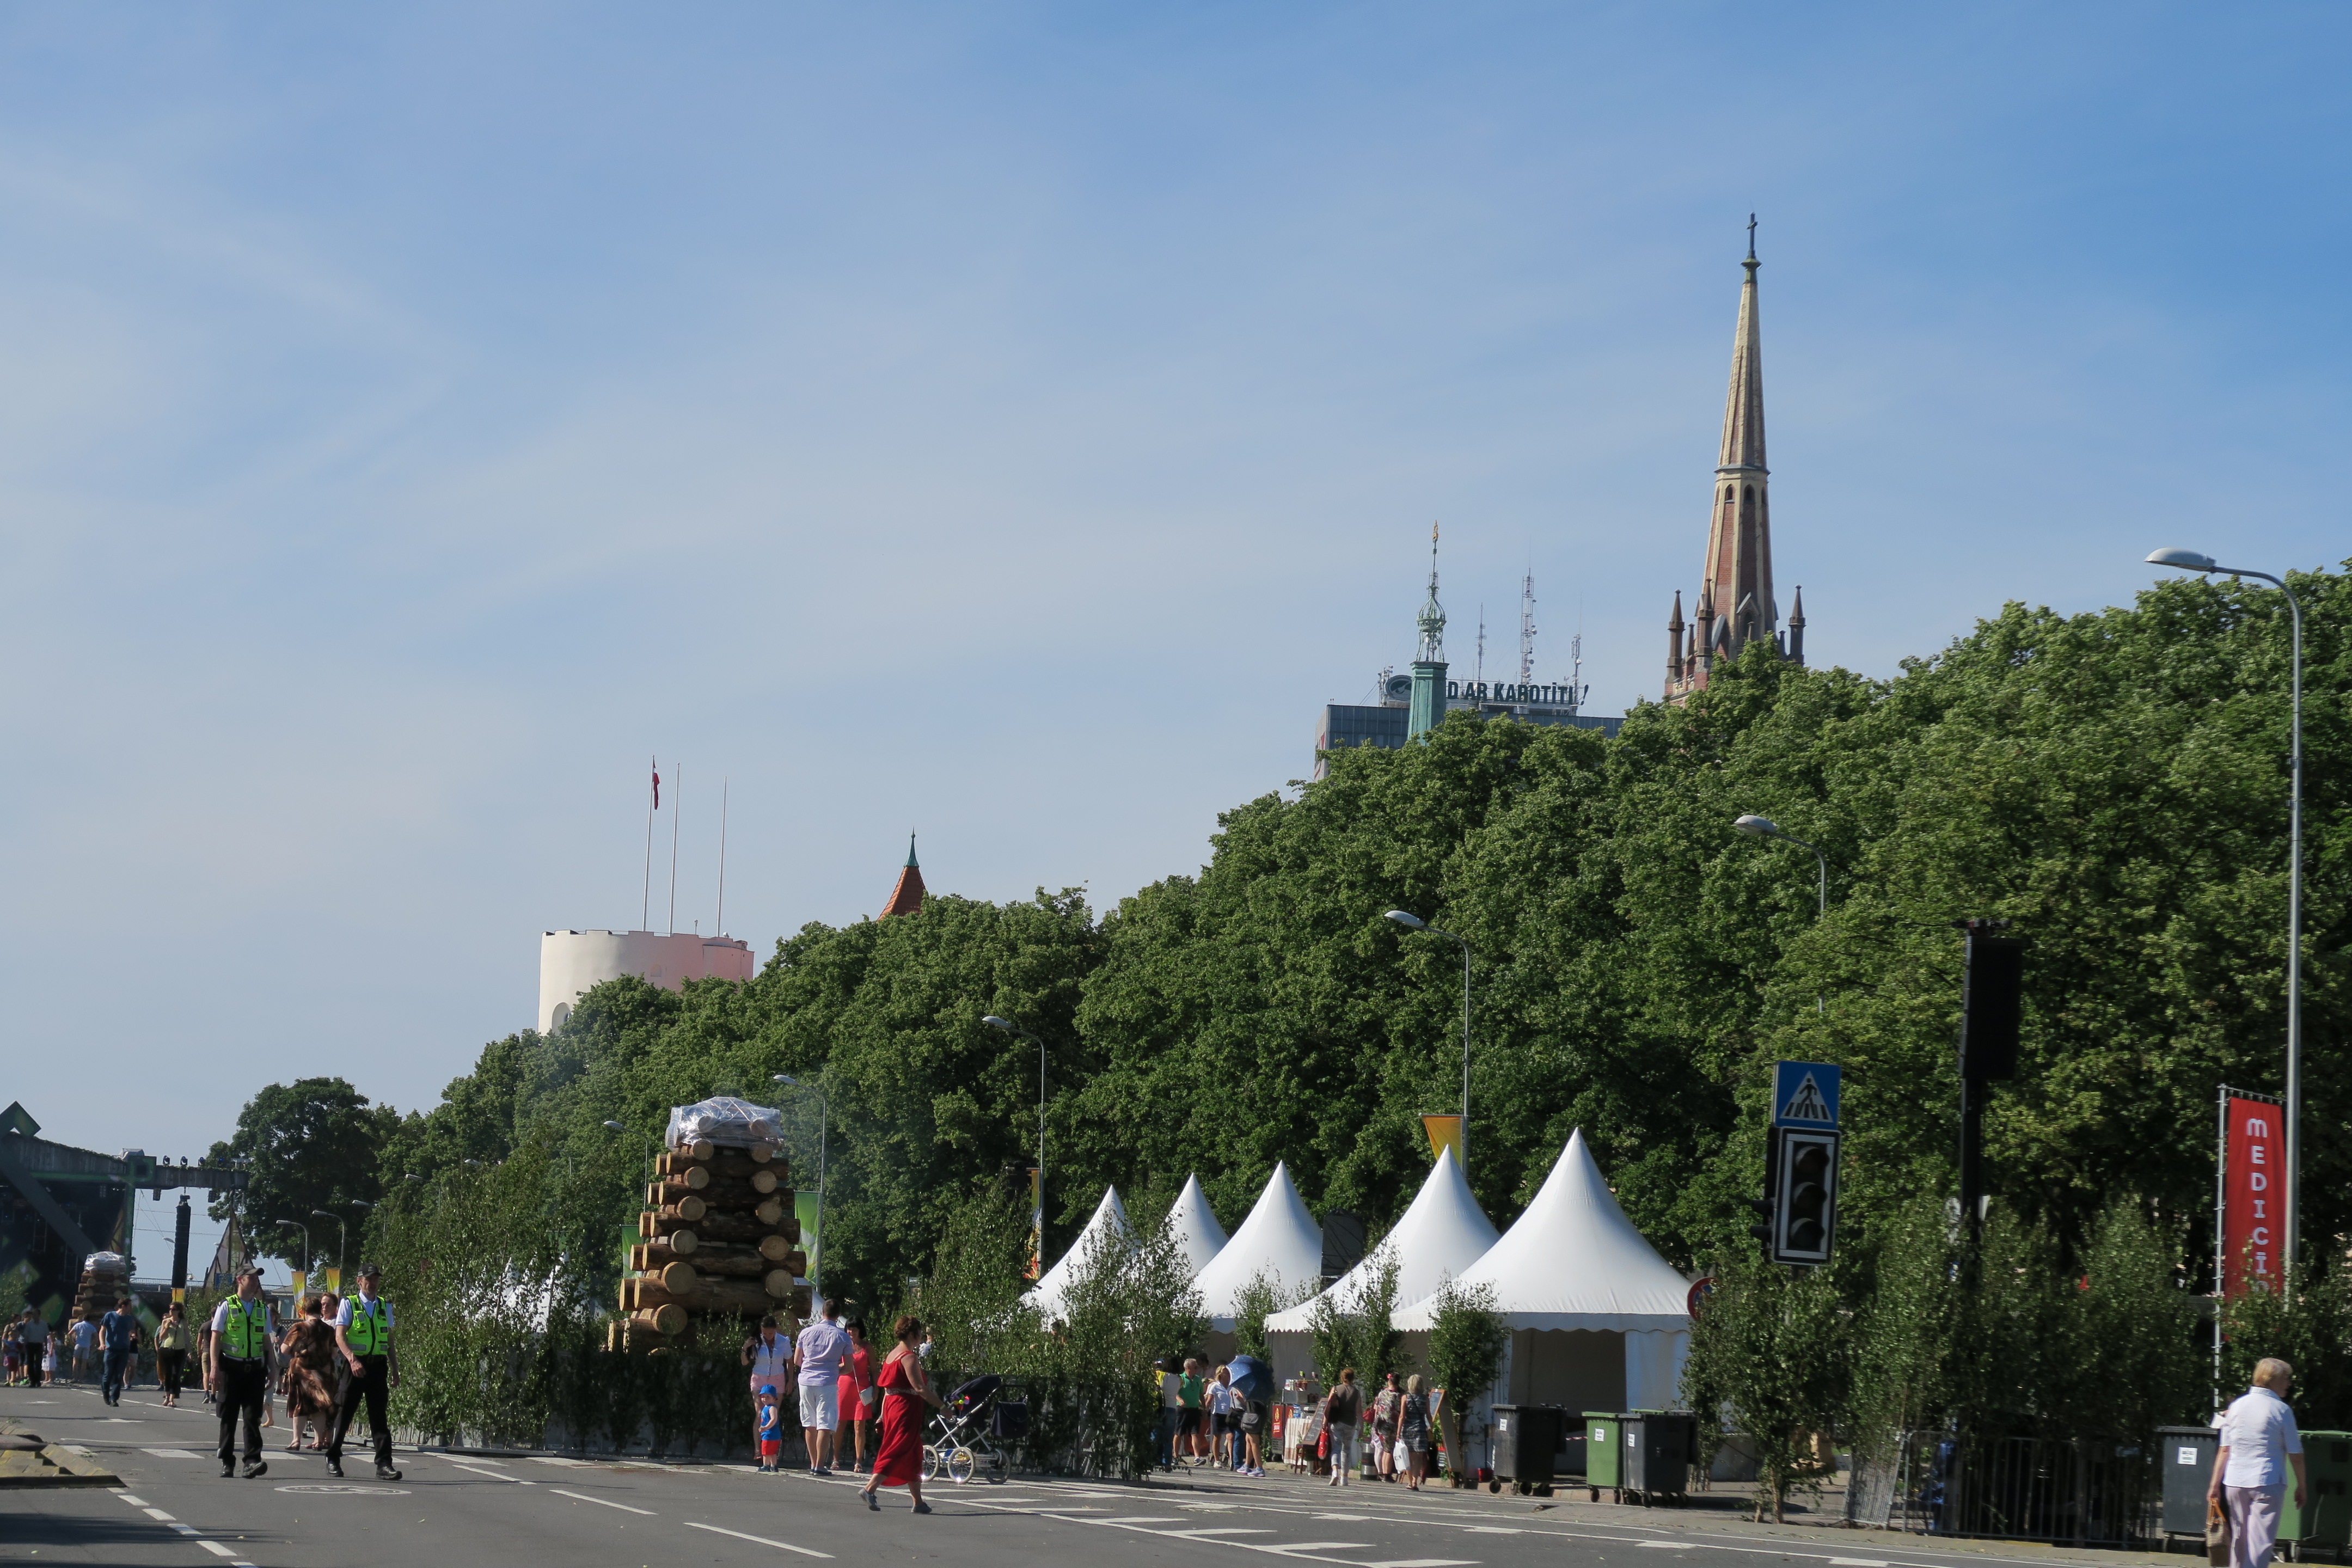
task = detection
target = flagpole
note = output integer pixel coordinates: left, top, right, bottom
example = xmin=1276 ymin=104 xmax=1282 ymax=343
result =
xmin=715 ymin=779 xmax=730 ymax=937
xmin=642 ymin=756 xmax=657 ymax=931
xmin=667 ymin=765 xmax=683 ymax=937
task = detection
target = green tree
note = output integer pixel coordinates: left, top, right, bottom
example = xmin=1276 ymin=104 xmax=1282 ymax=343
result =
xmin=209 ymin=1078 xmax=398 ymax=1266
xmin=1682 ymin=1247 xmax=1849 ymax=1521
xmin=1424 ymin=1276 xmax=1505 ymax=1484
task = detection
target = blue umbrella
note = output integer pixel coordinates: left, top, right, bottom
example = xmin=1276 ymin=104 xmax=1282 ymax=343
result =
xmin=1227 ymin=1353 xmax=1274 ymax=1402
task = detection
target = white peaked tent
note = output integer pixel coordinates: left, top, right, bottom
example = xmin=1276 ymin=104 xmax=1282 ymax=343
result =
xmin=1265 ymin=1147 xmax=1497 ymax=1333
xmin=1165 ymin=1173 xmax=1230 ymax=1275
xmin=1023 ymin=1186 xmax=1131 ymax=1324
xmin=1190 ymin=1162 xmax=1322 ymax=1330
xmin=1393 ymin=1130 xmax=1693 ymax=1410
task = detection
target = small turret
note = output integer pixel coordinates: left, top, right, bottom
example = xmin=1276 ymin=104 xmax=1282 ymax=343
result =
xmin=1786 ymin=585 xmax=1806 ymax=666
xmin=1666 ymin=590 xmax=1686 ymax=684
xmin=882 ymin=832 xmax=927 ymax=917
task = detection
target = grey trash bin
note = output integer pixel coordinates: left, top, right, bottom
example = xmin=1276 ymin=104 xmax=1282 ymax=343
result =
xmin=1622 ymin=1411 xmax=1695 ymax=1504
xmin=2159 ymin=1425 xmax=2220 ymax=1538
xmin=1492 ymin=1406 xmax=1564 ymax=1494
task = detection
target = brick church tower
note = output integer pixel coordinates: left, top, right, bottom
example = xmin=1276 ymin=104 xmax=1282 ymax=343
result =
xmin=1665 ymin=222 xmax=1805 ymax=702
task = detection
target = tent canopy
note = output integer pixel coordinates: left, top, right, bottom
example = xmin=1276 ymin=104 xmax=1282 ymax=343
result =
xmin=1190 ymin=1162 xmax=1321 ymax=1328
xmin=1266 ymin=1146 xmax=1497 ymax=1333
xmin=1392 ymin=1129 xmax=1692 ymax=1332
xmin=1023 ymin=1186 xmax=1130 ymax=1323
xmin=1165 ymin=1172 xmax=1229 ymax=1276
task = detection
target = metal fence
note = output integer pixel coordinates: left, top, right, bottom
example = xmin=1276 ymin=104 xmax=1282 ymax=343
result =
xmin=1847 ymin=1431 xmax=2160 ymax=1548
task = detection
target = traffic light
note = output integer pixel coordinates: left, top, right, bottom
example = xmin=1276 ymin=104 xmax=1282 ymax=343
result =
xmin=1768 ymin=1128 xmax=1840 ymax=1266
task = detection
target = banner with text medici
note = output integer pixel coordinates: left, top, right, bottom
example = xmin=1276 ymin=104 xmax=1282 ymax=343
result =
xmin=2225 ymin=1094 xmax=2284 ymax=1297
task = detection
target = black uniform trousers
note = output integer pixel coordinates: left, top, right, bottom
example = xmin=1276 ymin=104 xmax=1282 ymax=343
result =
xmin=216 ymin=1357 xmax=267 ymax=1466
xmin=330 ymin=1354 xmax=392 ymax=1469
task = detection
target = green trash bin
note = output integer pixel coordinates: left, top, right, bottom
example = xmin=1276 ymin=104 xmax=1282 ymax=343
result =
xmin=1584 ymin=1411 xmax=1625 ymax=1497
xmin=2283 ymin=1429 xmax=2352 ymax=1549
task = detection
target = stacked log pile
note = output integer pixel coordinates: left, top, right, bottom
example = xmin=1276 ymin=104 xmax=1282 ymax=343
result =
xmin=71 ymin=1255 xmax=128 ymax=1326
xmin=611 ymin=1140 xmax=810 ymax=1350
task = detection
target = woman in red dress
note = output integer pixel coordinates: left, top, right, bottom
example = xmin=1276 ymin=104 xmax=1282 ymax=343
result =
xmin=859 ymin=1315 xmax=940 ymax=1513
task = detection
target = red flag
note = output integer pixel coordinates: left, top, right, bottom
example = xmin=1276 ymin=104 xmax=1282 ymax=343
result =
xmin=652 ymin=760 xmax=660 ymax=811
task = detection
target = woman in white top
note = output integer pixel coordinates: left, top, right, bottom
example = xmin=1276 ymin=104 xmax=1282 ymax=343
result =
xmin=2210 ymin=1357 xmax=2309 ymax=1568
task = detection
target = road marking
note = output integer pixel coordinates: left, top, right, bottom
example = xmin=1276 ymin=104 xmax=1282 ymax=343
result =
xmin=1640 ymin=1544 xmax=1701 ymax=1551
xmin=278 ymin=1484 xmax=409 ymax=1494
xmin=445 ymin=1459 xmax=525 ymax=1481
xmin=197 ymin=1542 xmax=237 ymax=1559
xmin=171 ymin=1523 xmax=201 ymax=1535
xmin=1099 ymin=1515 xmax=1186 ymax=1523
xmin=1465 ymin=1528 xmax=1524 ymax=1534
xmin=1316 ymin=1514 xmax=1375 ymax=1520
xmin=1830 ymin=1560 xmax=1890 ymax=1566
xmin=1267 ymin=1544 xmax=1373 ymax=1553
xmin=1170 ymin=1527 xmax=1276 ymax=1536
xmin=1362 ymin=1561 xmax=1477 ymax=1567
xmin=142 ymin=1447 xmax=204 ymax=1459
xmin=685 ymin=1521 xmax=834 ymax=1558
xmin=142 ymin=1507 xmax=176 ymax=1520
xmin=532 ymin=1455 xmax=594 ymax=1466
xmin=550 ymin=1486 xmax=656 ymax=1514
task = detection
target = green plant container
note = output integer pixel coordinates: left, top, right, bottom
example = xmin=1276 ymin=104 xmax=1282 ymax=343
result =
xmin=1583 ymin=1411 xmax=1625 ymax=1489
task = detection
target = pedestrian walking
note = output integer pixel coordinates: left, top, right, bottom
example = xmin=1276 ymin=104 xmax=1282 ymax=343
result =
xmin=1370 ymin=1371 xmax=1401 ymax=1482
xmin=1156 ymin=1356 xmax=1183 ymax=1471
xmin=69 ymin=1311 xmax=97 ymax=1385
xmin=209 ymin=1266 xmax=274 ymax=1479
xmin=326 ymin=1265 xmax=400 ymax=1481
xmin=13 ymin=1308 xmax=48 ymax=1389
xmin=1178 ymin=1357 xmax=1208 ymax=1460
xmin=1399 ymin=1374 xmax=1433 ymax=1490
xmin=156 ymin=1302 xmax=193 ymax=1407
xmin=839 ymin=1320 xmax=875 ymax=1475
xmin=791 ymin=1298 xmax=852 ymax=1476
xmin=280 ymin=1296 xmax=339 ymax=1452
xmin=1207 ymin=1364 xmax=1242 ymax=1469
xmin=857 ymin=1315 xmax=941 ymax=1514
xmin=2 ymin=1325 xmax=17 ymax=1386
xmin=99 ymin=1296 xmax=140 ymax=1405
xmin=742 ymin=1314 xmax=794 ymax=1466
xmin=2211 ymin=1357 xmax=2309 ymax=1568
xmin=1321 ymin=1368 xmax=1362 ymax=1486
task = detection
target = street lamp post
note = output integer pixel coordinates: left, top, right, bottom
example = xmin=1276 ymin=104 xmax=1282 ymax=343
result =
xmin=1733 ymin=815 xmax=1827 ymax=917
xmin=280 ymin=1220 xmax=311 ymax=1278
xmin=1385 ymin=911 xmax=1473 ymax=1175
xmin=2148 ymin=547 xmax=2306 ymax=1272
xmin=982 ymin=1015 xmax=1047 ymax=1269
xmin=771 ymin=1075 xmax=828 ymax=1298
xmin=312 ymin=1210 xmax=348 ymax=1278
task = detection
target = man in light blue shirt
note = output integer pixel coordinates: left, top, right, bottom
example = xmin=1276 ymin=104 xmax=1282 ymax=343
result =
xmin=791 ymin=1300 xmax=850 ymax=1476
xmin=2210 ymin=1357 xmax=2308 ymax=1568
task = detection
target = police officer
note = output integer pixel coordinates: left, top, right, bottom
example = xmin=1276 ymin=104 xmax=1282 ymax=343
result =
xmin=327 ymin=1263 xmax=401 ymax=1481
xmin=207 ymin=1265 xmax=273 ymax=1478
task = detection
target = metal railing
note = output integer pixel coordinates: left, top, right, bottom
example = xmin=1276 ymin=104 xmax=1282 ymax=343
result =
xmin=1849 ymin=1431 xmax=2159 ymax=1547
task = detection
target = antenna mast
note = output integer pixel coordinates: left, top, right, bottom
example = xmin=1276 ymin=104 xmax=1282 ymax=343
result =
xmin=1475 ymin=606 xmax=1486 ymax=686
xmin=642 ymin=756 xmax=658 ymax=931
xmin=1518 ymin=565 xmax=1538 ymax=684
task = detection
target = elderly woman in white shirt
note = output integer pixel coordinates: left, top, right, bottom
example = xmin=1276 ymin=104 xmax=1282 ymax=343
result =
xmin=2210 ymin=1357 xmax=2310 ymax=1568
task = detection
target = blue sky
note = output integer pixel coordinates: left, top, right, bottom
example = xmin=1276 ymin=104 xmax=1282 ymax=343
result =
xmin=6 ymin=4 xmax=2347 ymax=1173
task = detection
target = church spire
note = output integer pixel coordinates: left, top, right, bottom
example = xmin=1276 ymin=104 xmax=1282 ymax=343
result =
xmin=882 ymin=831 xmax=927 ymax=917
xmin=1668 ymin=221 xmax=1792 ymax=702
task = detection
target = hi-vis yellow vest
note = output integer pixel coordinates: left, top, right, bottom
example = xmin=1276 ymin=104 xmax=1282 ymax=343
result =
xmin=219 ymin=1298 xmax=270 ymax=1359
xmin=346 ymin=1296 xmax=389 ymax=1355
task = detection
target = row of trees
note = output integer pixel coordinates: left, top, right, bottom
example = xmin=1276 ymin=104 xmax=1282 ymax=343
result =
xmin=203 ymin=565 xmax=2350 ymax=1455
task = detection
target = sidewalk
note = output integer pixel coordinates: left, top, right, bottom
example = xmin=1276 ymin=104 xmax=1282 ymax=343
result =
xmin=1137 ymin=1460 xmax=2187 ymax=1568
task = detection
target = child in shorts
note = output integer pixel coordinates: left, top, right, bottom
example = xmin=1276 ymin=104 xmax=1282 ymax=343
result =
xmin=756 ymin=1385 xmax=785 ymax=1473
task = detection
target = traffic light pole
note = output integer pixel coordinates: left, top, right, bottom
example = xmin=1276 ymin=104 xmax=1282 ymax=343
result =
xmin=1957 ymin=1074 xmax=1986 ymax=1244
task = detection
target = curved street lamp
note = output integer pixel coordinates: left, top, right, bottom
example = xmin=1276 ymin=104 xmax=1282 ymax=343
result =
xmin=982 ymin=1015 xmax=1048 ymax=1271
xmin=1386 ymin=910 xmax=1473 ymax=1175
xmin=2149 ymin=546 xmax=2305 ymax=1271
xmin=311 ymin=1210 xmax=348 ymax=1279
xmin=279 ymin=1220 xmax=311 ymax=1278
xmin=1733 ymin=814 xmax=1828 ymax=917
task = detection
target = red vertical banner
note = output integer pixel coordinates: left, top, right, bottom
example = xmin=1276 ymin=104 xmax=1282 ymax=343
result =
xmin=2225 ymin=1095 xmax=2283 ymax=1297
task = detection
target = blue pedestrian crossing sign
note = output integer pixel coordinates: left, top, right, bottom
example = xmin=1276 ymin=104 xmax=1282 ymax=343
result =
xmin=1773 ymin=1061 xmax=1841 ymax=1129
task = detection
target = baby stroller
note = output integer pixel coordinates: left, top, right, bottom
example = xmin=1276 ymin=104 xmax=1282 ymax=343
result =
xmin=924 ymin=1374 xmax=1024 ymax=1484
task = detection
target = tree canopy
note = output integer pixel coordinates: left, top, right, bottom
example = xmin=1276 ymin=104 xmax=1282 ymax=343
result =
xmin=348 ymin=564 xmax=2349 ymax=1310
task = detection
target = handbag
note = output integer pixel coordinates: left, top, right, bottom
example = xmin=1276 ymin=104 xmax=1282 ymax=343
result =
xmin=1394 ymin=1438 xmax=1410 ymax=1470
xmin=2207 ymin=1495 xmax=2231 ymax=1567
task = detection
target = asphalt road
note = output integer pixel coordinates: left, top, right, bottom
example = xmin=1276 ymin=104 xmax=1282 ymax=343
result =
xmin=0 ymin=1384 xmax=2170 ymax=1568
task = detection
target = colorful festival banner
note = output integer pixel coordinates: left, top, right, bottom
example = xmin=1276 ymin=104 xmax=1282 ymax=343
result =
xmin=1422 ymin=1115 xmax=1465 ymax=1166
xmin=2225 ymin=1093 xmax=2283 ymax=1297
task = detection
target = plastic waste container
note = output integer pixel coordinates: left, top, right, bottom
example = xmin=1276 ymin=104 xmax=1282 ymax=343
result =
xmin=1491 ymin=1406 xmax=1563 ymax=1495
xmin=1584 ymin=1411 xmax=1625 ymax=1498
xmin=2283 ymin=1429 xmax=2352 ymax=1549
xmin=1622 ymin=1411 xmax=1694 ymax=1504
xmin=2157 ymin=1426 xmax=2218 ymax=1538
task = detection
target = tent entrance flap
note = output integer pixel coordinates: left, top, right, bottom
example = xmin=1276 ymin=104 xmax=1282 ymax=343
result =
xmin=1625 ymin=1329 xmax=1689 ymax=1411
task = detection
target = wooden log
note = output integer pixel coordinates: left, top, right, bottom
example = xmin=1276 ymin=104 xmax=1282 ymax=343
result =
xmin=652 ymin=1168 xmax=712 ymax=1200
xmin=708 ymin=1152 xmax=788 ymax=1182
xmin=671 ymin=1209 xmax=796 ymax=1245
xmin=650 ymin=1195 xmax=708 ymax=1224
xmin=627 ymin=1276 xmax=782 ymax=1316
xmin=667 ymin=1170 xmax=776 ymax=1204
xmin=629 ymin=1303 xmax=687 ymax=1336
xmin=764 ymin=1269 xmax=800 ymax=1298
xmin=636 ymin=1240 xmax=794 ymax=1278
